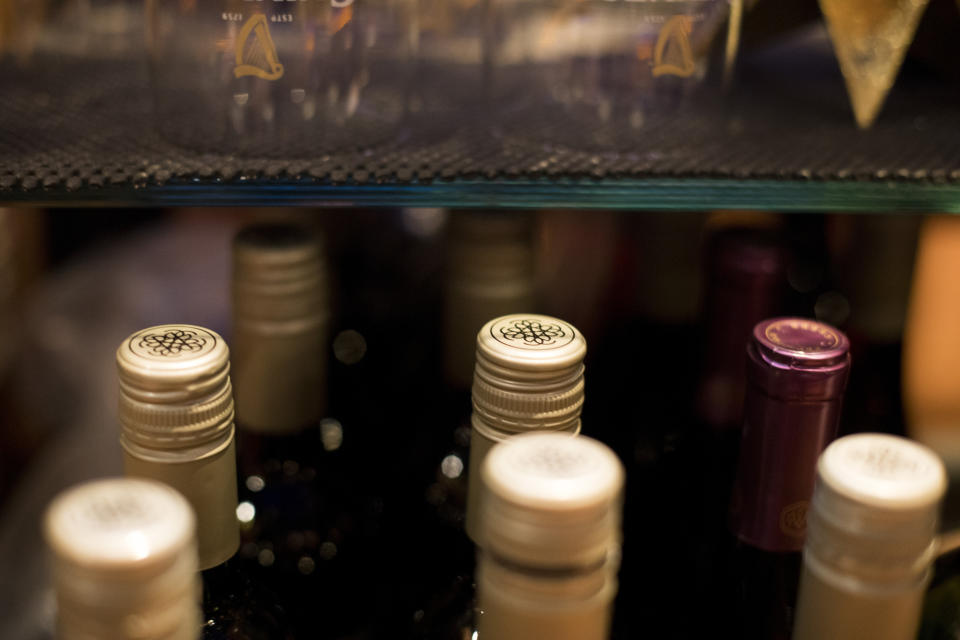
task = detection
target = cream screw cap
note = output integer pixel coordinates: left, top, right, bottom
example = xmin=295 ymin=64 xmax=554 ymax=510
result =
xmin=473 ymin=314 xmax=586 ymax=432
xmin=232 ymin=224 xmax=329 ymax=328
xmin=232 ymin=225 xmax=330 ymax=434
xmin=480 ymin=432 xmax=624 ymax=568
xmin=815 ymin=433 xmax=946 ymax=526
xmin=117 ymin=325 xmax=233 ymax=459
xmin=44 ymin=478 xmax=200 ymax=640
xmin=117 ymin=324 xmax=239 ymax=570
xmin=807 ymin=433 xmax=946 ymax=586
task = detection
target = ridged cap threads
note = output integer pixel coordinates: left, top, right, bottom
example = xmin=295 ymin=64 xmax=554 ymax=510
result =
xmin=232 ymin=224 xmax=329 ymax=330
xmin=117 ymin=325 xmax=234 ymax=460
xmin=473 ymin=315 xmax=586 ymax=433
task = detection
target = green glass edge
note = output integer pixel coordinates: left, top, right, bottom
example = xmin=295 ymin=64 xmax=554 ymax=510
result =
xmin=4 ymin=178 xmax=960 ymax=212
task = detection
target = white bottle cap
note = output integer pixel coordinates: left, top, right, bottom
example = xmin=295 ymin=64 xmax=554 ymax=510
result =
xmin=44 ymin=478 xmax=200 ymax=640
xmin=232 ymin=224 xmax=330 ymax=434
xmin=808 ymin=433 xmax=946 ymax=586
xmin=480 ymin=432 xmax=624 ymax=569
xmin=473 ymin=314 xmax=586 ymax=433
xmin=117 ymin=324 xmax=234 ymax=460
xmin=817 ymin=433 xmax=947 ymax=515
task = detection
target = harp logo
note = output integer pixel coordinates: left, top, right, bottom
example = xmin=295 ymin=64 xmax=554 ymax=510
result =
xmin=234 ymin=14 xmax=285 ymax=81
xmin=652 ymin=15 xmax=695 ymax=78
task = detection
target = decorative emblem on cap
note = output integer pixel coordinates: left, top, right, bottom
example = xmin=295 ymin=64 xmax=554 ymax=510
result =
xmin=842 ymin=444 xmax=926 ymax=481
xmin=137 ymin=329 xmax=208 ymax=358
xmin=494 ymin=318 xmax=574 ymax=349
xmin=517 ymin=445 xmax=593 ymax=478
xmin=77 ymin=491 xmax=160 ymax=531
xmin=763 ymin=318 xmax=840 ymax=352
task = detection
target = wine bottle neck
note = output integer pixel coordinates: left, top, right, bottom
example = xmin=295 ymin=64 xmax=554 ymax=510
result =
xmin=464 ymin=415 xmax=582 ymax=544
xmin=793 ymin=553 xmax=930 ymax=640
xmin=475 ymin=551 xmax=617 ymax=640
xmin=232 ymin=321 xmax=329 ymax=436
xmin=124 ymin=437 xmax=241 ymax=571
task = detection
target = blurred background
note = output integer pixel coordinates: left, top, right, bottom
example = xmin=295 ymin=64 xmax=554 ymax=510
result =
xmin=0 ymin=207 xmax=950 ymax=638
xmin=4 ymin=0 xmax=960 ymax=637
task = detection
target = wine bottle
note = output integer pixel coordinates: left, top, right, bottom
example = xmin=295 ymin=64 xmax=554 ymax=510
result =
xmin=466 ymin=313 xmax=587 ymax=542
xmin=43 ymin=477 xmax=202 ymax=640
xmin=794 ymin=433 xmax=946 ymax=640
xmin=231 ymin=224 xmax=333 ymax=548
xmin=443 ymin=211 xmax=536 ymax=391
xmin=696 ymin=226 xmax=787 ymax=434
xmin=116 ymin=324 xmax=290 ymax=639
xmin=919 ymin=532 xmax=960 ymax=640
xmin=475 ymin=432 xmax=624 ymax=640
xmin=726 ymin=317 xmax=852 ymax=639
xmin=231 ymin=223 xmax=364 ymax=637
xmin=412 ymin=313 xmax=586 ymax=639
xmin=829 ymin=214 xmax=919 ymax=437
xmin=692 ymin=225 xmax=788 ymax=629
xmin=432 ymin=211 xmax=536 ymax=532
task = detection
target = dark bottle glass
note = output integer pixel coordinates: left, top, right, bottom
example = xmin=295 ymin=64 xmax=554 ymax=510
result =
xmin=829 ymin=214 xmax=919 ymax=439
xmin=202 ymin=559 xmax=290 ymax=640
xmin=411 ymin=313 xmax=587 ymax=639
xmin=116 ymin=324 xmax=292 ymax=640
xmin=696 ymin=226 xmax=787 ymax=434
xmin=231 ymin=224 xmax=368 ymax=638
xmin=919 ymin=536 xmax=960 ymax=640
xmin=231 ymin=224 xmax=332 ymax=560
xmin=724 ymin=317 xmax=851 ymax=640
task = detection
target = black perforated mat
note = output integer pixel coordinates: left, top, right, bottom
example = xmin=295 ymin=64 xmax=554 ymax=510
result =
xmin=2 ymin=39 xmax=960 ymax=200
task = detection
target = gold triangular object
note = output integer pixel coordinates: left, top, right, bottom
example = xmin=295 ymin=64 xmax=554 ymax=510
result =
xmin=819 ymin=0 xmax=928 ymax=129
xmin=723 ymin=0 xmax=744 ymax=88
xmin=653 ymin=16 xmax=696 ymax=78
xmin=234 ymin=13 xmax=285 ymax=81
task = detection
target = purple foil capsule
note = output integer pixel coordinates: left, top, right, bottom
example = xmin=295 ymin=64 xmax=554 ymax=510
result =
xmin=730 ymin=317 xmax=851 ymax=553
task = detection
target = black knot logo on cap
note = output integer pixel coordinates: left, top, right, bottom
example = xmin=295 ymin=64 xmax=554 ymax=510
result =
xmin=138 ymin=330 xmax=207 ymax=357
xmin=499 ymin=319 xmax=565 ymax=346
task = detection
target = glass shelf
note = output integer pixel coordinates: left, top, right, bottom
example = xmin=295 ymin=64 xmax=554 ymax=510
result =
xmin=5 ymin=177 xmax=960 ymax=212
xmin=2 ymin=22 xmax=960 ymax=211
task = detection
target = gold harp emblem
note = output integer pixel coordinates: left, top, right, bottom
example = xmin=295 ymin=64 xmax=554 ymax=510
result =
xmin=234 ymin=14 xmax=285 ymax=81
xmin=652 ymin=15 xmax=696 ymax=78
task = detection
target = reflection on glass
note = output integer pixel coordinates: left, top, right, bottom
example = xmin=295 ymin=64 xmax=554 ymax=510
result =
xmin=819 ymin=0 xmax=929 ymax=128
xmin=414 ymin=0 xmax=489 ymax=119
xmin=147 ymin=0 xmax=414 ymax=155
xmin=490 ymin=0 xmax=730 ymax=149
